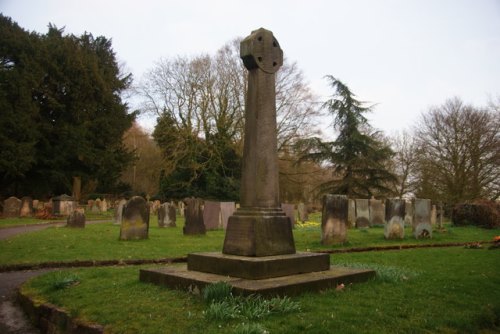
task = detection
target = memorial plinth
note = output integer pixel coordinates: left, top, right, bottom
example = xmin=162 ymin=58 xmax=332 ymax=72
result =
xmin=140 ymin=28 xmax=374 ymax=296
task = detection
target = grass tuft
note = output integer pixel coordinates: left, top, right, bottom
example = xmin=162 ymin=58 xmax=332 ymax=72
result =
xmin=203 ymin=281 xmax=232 ymax=304
xmin=48 ymin=273 xmax=81 ymax=291
xmin=233 ymin=322 xmax=268 ymax=334
xmin=335 ymin=261 xmax=420 ymax=283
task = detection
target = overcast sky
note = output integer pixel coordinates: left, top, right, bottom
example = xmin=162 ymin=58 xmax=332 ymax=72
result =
xmin=3 ymin=0 xmax=500 ymax=136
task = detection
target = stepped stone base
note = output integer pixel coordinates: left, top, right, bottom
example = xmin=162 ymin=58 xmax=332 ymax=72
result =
xmin=140 ymin=264 xmax=375 ymax=297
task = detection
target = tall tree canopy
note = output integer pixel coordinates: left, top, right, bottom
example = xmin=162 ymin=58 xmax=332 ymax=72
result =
xmin=298 ymin=76 xmax=396 ymax=198
xmin=0 ymin=15 xmax=135 ymax=198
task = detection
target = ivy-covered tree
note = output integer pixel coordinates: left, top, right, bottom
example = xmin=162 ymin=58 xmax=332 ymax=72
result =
xmin=298 ymin=76 xmax=396 ymax=198
xmin=0 ymin=15 xmax=135 ymax=198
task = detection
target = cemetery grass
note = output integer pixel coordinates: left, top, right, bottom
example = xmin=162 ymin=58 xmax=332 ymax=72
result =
xmin=21 ymin=247 xmax=500 ymax=333
xmin=0 ymin=216 xmax=499 ymax=266
xmin=0 ymin=211 xmax=113 ymax=228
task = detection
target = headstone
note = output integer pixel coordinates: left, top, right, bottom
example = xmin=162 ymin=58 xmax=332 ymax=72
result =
xmin=92 ymin=198 xmax=101 ymax=213
xmin=355 ymin=199 xmax=370 ymax=228
xmin=178 ymin=201 xmax=185 ymax=217
xmin=297 ymin=202 xmax=308 ymax=223
xmin=404 ymin=200 xmax=413 ymax=226
xmin=87 ymin=199 xmax=94 ymax=212
xmin=281 ymin=203 xmax=295 ymax=227
xmin=101 ymin=199 xmax=108 ymax=212
xmin=3 ymin=197 xmax=21 ymax=218
xmin=430 ymin=204 xmax=437 ymax=226
xmin=67 ymin=210 xmax=86 ymax=228
xmin=223 ymin=28 xmax=294 ymax=257
xmin=203 ymin=201 xmax=222 ymax=230
xmin=183 ymin=198 xmax=206 ymax=235
xmin=321 ymin=194 xmax=348 ymax=245
xmin=369 ymin=199 xmax=385 ymax=226
xmin=52 ymin=195 xmax=76 ymax=216
xmin=413 ymin=198 xmax=432 ymax=238
xmin=220 ymin=202 xmax=235 ymax=229
xmin=384 ymin=199 xmax=405 ymax=239
xmin=114 ymin=199 xmax=127 ymax=225
xmin=119 ymin=196 xmax=149 ymax=240
xmin=347 ymin=199 xmax=356 ymax=228
xmin=158 ymin=202 xmax=176 ymax=227
xmin=19 ymin=196 xmax=33 ymax=217
xmin=33 ymin=199 xmax=40 ymax=211
xmin=152 ymin=200 xmax=161 ymax=215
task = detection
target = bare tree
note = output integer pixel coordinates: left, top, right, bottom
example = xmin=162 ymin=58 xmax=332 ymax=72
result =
xmin=414 ymin=97 xmax=500 ymax=204
xmin=390 ymin=130 xmax=418 ymax=198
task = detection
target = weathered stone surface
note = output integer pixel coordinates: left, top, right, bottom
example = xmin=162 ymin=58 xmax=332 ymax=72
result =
xmin=203 ymin=201 xmax=222 ymax=230
xmin=3 ymin=196 xmax=21 ymax=218
xmin=355 ymin=199 xmax=370 ymax=228
xmin=100 ymin=199 xmax=108 ymax=212
xmin=114 ymin=199 xmax=126 ymax=225
xmin=347 ymin=199 xmax=356 ymax=228
xmin=178 ymin=201 xmax=185 ymax=217
xmin=19 ymin=196 xmax=33 ymax=217
xmin=67 ymin=210 xmax=85 ymax=228
xmin=413 ymin=198 xmax=432 ymax=238
xmin=281 ymin=203 xmax=295 ymax=227
xmin=384 ymin=199 xmax=405 ymax=239
xmin=297 ymin=202 xmax=308 ymax=223
xmin=404 ymin=200 xmax=413 ymax=226
xmin=188 ymin=252 xmax=330 ymax=279
xmin=158 ymin=202 xmax=176 ymax=227
xmin=119 ymin=196 xmax=149 ymax=240
xmin=52 ymin=195 xmax=76 ymax=216
xmin=321 ymin=194 xmax=348 ymax=245
xmin=220 ymin=202 xmax=235 ymax=229
xmin=431 ymin=204 xmax=437 ymax=226
xmin=369 ymin=199 xmax=385 ymax=226
xmin=183 ymin=198 xmax=205 ymax=235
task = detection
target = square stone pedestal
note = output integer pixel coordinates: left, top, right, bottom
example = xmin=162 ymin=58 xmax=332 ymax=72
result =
xmin=140 ymin=252 xmax=375 ymax=296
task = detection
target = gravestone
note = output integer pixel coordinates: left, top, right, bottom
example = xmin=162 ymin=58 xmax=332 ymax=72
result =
xmin=19 ymin=196 xmax=33 ymax=217
xmin=203 ymin=201 xmax=222 ymax=230
xmin=114 ymin=199 xmax=127 ymax=225
xmin=152 ymin=200 xmax=161 ymax=215
xmin=220 ymin=202 xmax=236 ymax=229
xmin=158 ymin=202 xmax=176 ymax=227
xmin=52 ymin=195 xmax=76 ymax=216
xmin=369 ymin=199 xmax=385 ymax=226
xmin=321 ymin=194 xmax=348 ymax=245
xmin=178 ymin=201 xmax=185 ymax=217
xmin=430 ymin=204 xmax=437 ymax=226
xmin=347 ymin=199 xmax=356 ymax=228
xmin=101 ymin=199 xmax=108 ymax=212
xmin=355 ymin=199 xmax=370 ymax=228
xmin=93 ymin=198 xmax=101 ymax=213
xmin=87 ymin=200 xmax=94 ymax=212
xmin=281 ymin=203 xmax=296 ymax=227
xmin=413 ymin=198 xmax=432 ymax=238
xmin=183 ymin=198 xmax=206 ymax=235
xmin=119 ymin=196 xmax=149 ymax=240
xmin=384 ymin=199 xmax=405 ymax=239
xmin=297 ymin=202 xmax=308 ymax=223
xmin=67 ymin=210 xmax=86 ymax=228
xmin=404 ymin=200 xmax=413 ymax=226
xmin=3 ymin=197 xmax=21 ymax=218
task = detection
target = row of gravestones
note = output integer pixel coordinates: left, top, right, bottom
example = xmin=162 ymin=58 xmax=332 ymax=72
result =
xmin=348 ymin=198 xmax=441 ymax=229
xmin=2 ymin=195 xmax=79 ymax=217
xmin=322 ymin=195 xmax=436 ymax=245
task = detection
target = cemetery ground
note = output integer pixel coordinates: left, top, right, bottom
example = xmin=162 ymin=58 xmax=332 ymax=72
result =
xmin=1 ymin=214 xmax=499 ymax=333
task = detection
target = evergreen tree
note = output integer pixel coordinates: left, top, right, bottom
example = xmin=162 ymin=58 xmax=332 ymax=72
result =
xmin=298 ymin=76 xmax=396 ymax=198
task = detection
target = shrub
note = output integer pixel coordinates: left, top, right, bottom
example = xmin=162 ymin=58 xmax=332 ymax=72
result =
xmin=452 ymin=200 xmax=500 ymax=229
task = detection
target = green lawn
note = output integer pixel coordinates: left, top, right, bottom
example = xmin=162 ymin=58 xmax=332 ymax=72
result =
xmin=22 ymin=247 xmax=500 ymax=333
xmin=0 ymin=210 xmax=113 ymax=228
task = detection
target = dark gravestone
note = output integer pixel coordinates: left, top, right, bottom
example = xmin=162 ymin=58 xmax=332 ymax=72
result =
xmin=413 ymin=198 xmax=432 ymax=239
xmin=321 ymin=194 xmax=348 ymax=245
xmin=384 ymin=199 xmax=405 ymax=239
xmin=355 ymin=199 xmax=370 ymax=228
xmin=183 ymin=198 xmax=206 ymax=235
xmin=158 ymin=202 xmax=176 ymax=227
xmin=19 ymin=196 xmax=33 ymax=217
xmin=203 ymin=201 xmax=221 ymax=230
xmin=67 ymin=210 xmax=86 ymax=228
xmin=223 ymin=28 xmax=295 ymax=257
xmin=119 ymin=196 xmax=149 ymax=240
xmin=3 ymin=197 xmax=21 ymax=218
xmin=369 ymin=199 xmax=385 ymax=226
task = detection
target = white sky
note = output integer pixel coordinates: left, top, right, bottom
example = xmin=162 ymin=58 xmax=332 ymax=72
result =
xmin=2 ymin=0 xmax=500 ymax=136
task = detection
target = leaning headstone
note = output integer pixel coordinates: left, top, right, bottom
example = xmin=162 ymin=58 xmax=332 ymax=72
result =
xmin=430 ymin=205 xmax=437 ymax=226
xmin=369 ymin=199 xmax=385 ymax=226
xmin=19 ymin=196 xmax=33 ymax=217
xmin=281 ymin=203 xmax=296 ymax=227
xmin=203 ymin=201 xmax=222 ymax=230
xmin=114 ymin=199 xmax=127 ymax=225
xmin=67 ymin=210 xmax=86 ymax=228
xmin=297 ymin=202 xmax=308 ymax=223
xmin=347 ymin=199 xmax=356 ymax=228
xmin=158 ymin=202 xmax=176 ymax=227
xmin=220 ymin=202 xmax=235 ymax=229
xmin=3 ymin=197 xmax=21 ymax=218
xmin=413 ymin=198 xmax=432 ymax=238
xmin=404 ymin=200 xmax=413 ymax=226
xmin=355 ymin=199 xmax=370 ymax=228
xmin=183 ymin=198 xmax=206 ymax=235
xmin=119 ymin=196 xmax=149 ymax=240
xmin=321 ymin=194 xmax=348 ymax=245
xmin=384 ymin=199 xmax=405 ymax=239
